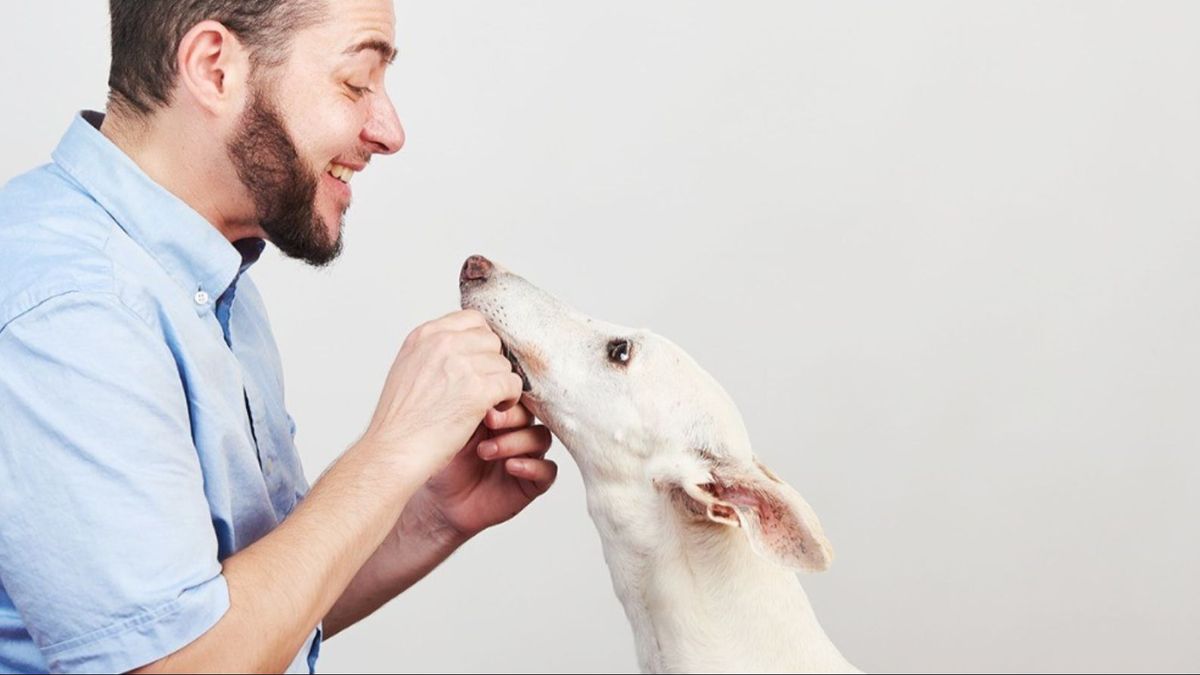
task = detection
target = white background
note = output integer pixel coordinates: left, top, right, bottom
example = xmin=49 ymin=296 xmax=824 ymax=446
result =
xmin=2 ymin=2 xmax=1198 ymax=672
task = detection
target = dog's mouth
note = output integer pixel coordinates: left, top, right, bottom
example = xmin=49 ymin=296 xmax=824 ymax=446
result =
xmin=501 ymin=341 xmax=533 ymax=393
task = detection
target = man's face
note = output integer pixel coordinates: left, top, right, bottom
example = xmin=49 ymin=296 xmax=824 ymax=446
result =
xmin=226 ymin=0 xmax=404 ymax=266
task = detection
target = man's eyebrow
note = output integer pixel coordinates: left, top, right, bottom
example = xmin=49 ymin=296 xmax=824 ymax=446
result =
xmin=344 ymin=39 xmax=397 ymax=65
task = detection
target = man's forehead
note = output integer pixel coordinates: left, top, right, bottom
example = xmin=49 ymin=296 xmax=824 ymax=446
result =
xmin=318 ymin=0 xmax=397 ymax=62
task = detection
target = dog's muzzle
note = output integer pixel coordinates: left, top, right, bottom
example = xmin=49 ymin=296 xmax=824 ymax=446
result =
xmin=501 ymin=342 xmax=533 ymax=392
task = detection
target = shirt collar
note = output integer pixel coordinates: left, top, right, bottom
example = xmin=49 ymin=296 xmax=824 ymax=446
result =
xmin=51 ymin=110 xmax=264 ymax=306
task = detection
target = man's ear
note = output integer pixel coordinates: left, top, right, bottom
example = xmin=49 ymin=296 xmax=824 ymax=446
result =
xmin=656 ymin=455 xmax=834 ymax=573
xmin=176 ymin=20 xmax=252 ymax=115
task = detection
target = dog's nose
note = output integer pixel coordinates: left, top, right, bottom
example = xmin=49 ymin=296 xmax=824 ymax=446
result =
xmin=460 ymin=255 xmax=494 ymax=287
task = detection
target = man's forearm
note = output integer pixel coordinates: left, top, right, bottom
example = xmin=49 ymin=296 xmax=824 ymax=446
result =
xmin=132 ymin=439 xmax=426 ymax=674
xmin=322 ymin=487 xmax=470 ymax=639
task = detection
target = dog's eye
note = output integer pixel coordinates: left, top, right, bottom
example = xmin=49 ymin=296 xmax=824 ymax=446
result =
xmin=607 ymin=339 xmax=632 ymax=365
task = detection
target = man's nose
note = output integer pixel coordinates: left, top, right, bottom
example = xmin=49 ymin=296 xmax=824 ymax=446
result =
xmin=362 ymin=90 xmax=405 ymax=155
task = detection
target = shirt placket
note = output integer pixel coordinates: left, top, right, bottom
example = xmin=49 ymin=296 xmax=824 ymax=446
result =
xmin=215 ymin=284 xmax=275 ymax=482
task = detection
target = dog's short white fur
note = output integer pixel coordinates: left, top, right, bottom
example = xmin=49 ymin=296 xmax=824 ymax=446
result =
xmin=460 ymin=256 xmax=860 ymax=674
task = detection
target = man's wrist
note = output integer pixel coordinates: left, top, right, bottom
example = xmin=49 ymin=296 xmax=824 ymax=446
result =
xmin=392 ymin=486 xmax=473 ymax=553
xmin=345 ymin=434 xmax=435 ymax=494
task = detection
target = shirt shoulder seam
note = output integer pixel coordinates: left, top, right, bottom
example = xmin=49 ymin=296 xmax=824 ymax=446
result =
xmin=0 ymin=287 xmax=155 ymax=341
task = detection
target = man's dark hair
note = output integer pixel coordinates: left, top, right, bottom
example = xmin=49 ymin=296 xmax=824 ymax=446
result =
xmin=107 ymin=0 xmax=327 ymax=117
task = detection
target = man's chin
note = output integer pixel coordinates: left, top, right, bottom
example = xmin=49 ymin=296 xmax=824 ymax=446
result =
xmin=303 ymin=228 xmax=343 ymax=267
xmin=295 ymin=241 xmax=343 ymax=268
xmin=262 ymin=218 xmax=344 ymax=268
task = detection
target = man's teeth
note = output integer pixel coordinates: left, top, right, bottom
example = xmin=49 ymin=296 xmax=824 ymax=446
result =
xmin=325 ymin=163 xmax=356 ymax=184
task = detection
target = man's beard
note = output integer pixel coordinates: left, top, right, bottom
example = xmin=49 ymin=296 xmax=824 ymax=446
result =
xmin=226 ymin=86 xmax=344 ymax=267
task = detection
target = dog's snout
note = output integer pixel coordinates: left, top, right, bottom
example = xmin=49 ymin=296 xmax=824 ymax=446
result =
xmin=460 ymin=255 xmax=494 ymax=288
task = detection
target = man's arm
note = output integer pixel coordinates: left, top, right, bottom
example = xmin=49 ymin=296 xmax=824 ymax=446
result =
xmin=321 ymin=485 xmax=467 ymax=640
xmin=133 ymin=437 xmax=421 ymax=673
xmin=322 ymin=403 xmax=557 ymax=639
xmin=130 ymin=310 xmax=525 ymax=673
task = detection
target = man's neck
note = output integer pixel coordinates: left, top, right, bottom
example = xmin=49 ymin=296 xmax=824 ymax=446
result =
xmin=98 ymin=108 xmax=266 ymax=244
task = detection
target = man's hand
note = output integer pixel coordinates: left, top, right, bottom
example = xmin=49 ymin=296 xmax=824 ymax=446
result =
xmin=365 ymin=308 xmax=556 ymax=541
xmin=320 ymin=324 xmax=556 ymax=640
xmin=363 ymin=309 xmax=526 ymax=481
xmin=403 ymin=402 xmax=556 ymax=542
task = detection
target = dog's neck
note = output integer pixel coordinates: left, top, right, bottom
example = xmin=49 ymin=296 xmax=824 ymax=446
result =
xmin=577 ymin=465 xmax=859 ymax=674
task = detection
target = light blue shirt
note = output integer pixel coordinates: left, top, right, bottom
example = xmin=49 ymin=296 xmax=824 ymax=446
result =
xmin=0 ymin=111 xmax=321 ymax=673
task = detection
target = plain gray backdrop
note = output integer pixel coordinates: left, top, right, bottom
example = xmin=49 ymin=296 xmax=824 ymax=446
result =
xmin=2 ymin=1 xmax=1198 ymax=673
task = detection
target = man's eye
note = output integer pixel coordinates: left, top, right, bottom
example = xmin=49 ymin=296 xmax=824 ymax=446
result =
xmin=345 ymin=83 xmax=372 ymax=98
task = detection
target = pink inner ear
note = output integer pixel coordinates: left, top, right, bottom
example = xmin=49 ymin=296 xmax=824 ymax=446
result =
xmin=706 ymin=480 xmax=823 ymax=568
xmin=703 ymin=481 xmax=762 ymax=508
xmin=716 ymin=484 xmax=762 ymax=508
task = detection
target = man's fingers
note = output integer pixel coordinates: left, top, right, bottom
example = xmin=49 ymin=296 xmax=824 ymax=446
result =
xmin=506 ymin=458 xmax=558 ymax=496
xmin=485 ymin=402 xmax=534 ymax=430
xmin=486 ymin=372 xmax=525 ymax=412
xmin=477 ymin=425 xmax=552 ymax=460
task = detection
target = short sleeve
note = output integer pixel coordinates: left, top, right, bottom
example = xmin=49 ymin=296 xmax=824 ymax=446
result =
xmin=0 ymin=291 xmax=229 ymax=673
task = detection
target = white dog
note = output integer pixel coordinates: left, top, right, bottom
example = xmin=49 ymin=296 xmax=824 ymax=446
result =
xmin=460 ymin=255 xmax=859 ymax=674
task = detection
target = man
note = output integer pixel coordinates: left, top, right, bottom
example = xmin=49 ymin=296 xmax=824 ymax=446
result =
xmin=0 ymin=1 xmax=556 ymax=672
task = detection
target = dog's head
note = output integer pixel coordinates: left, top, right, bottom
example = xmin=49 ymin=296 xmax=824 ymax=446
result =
xmin=460 ymin=255 xmax=833 ymax=572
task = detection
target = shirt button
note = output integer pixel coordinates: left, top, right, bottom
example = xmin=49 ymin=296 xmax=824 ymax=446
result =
xmin=194 ymin=290 xmax=210 ymax=305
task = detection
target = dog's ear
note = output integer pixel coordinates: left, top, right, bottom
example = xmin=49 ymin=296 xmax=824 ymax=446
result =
xmin=661 ymin=457 xmax=834 ymax=573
